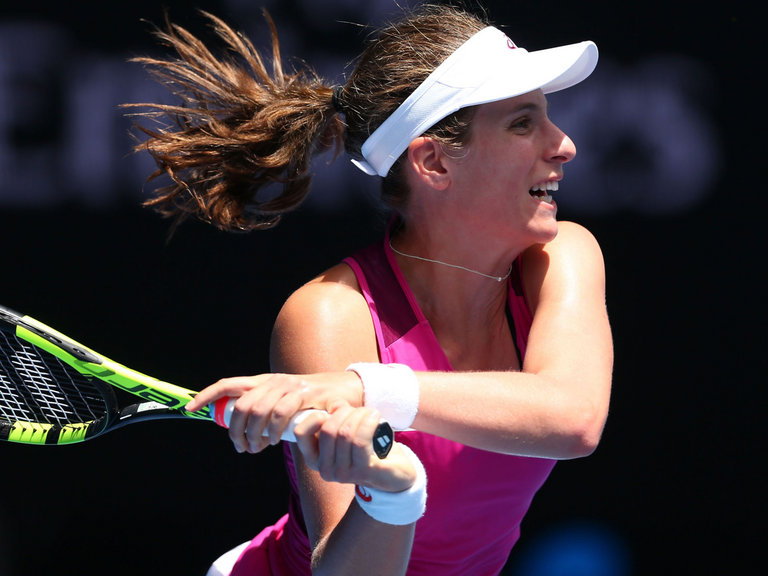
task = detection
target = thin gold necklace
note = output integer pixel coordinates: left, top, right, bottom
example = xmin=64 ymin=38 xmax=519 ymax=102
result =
xmin=389 ymin=238 xmax=512 ymax=283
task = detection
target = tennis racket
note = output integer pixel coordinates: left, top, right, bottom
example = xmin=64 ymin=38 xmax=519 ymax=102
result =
xmin=0 ymin=304 xmax=393 ymax=457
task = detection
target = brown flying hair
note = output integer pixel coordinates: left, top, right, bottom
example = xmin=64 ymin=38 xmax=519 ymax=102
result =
xmin=126 ymin=4 xmax=489 ymax=232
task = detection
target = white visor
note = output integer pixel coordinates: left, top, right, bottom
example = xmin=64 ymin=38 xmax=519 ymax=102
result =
xmin=351 ymin=26 xmax=598 ymax=177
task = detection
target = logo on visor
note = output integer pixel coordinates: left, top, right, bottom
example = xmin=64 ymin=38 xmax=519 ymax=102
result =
xmin=506 ymin=37 xmax=517 ymax=49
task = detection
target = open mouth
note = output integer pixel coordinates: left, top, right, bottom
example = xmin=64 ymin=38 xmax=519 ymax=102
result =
xmin=529 ymin=181 xmax=558 ymax=204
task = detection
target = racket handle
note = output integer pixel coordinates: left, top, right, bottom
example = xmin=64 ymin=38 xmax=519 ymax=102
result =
xmin=210 ymin=397 xmax=394 ymax=459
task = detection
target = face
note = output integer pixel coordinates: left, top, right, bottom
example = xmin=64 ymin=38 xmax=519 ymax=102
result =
xmin=444 ymin=90 xmax=576 ymax=247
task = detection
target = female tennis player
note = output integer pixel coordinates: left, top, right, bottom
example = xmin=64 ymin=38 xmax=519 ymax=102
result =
xmin=134 ymin=3 xmax=613 ymax=574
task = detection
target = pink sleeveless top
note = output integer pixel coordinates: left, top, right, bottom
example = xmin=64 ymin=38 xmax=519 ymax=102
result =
xmin=230 ymin=232 xmax=556 ymax=575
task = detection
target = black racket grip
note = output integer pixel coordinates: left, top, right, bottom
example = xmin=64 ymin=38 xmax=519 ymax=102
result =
xmin=372 ymin=421 xmax=394 ymax=459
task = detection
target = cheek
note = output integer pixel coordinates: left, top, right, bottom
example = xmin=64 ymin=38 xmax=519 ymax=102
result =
xmin=451 ymin=137 xmax=535 ymax=198
xmin=461 ymin=148 xmax=520 ymax=183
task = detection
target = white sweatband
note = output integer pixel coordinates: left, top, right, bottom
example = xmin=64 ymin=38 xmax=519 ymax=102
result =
xmin=346 ymin=363 xmax=419 ymax=430
xmin=354 ymin=444 xmax=427 ymax=526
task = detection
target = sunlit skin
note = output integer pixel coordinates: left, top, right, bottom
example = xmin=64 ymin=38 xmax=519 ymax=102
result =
xmin=397 ymin=89 xmax=577 ymax=283
xmin=448 ymin=90 xmax=576 ymax=243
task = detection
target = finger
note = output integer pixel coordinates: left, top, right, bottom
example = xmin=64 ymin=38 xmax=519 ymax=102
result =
xmin=332 ymin=408 xmax=374 ymax=484
xmin=314 ymin=404 xmax=354 ymax=481
xmin=350 ymin=409 xmax=382 ymax=465
xmin=225 ymin=397 xmax=251 ymax=454
xmin=228 ymin=390 xmax=282 ymax=453
xmin=264 ymin=391 xmax=305 ymax=446
xmin=317 ymin=404 xmax=376 ymax=483
xmin=293 ymin=411 xmax=330 ymax=470
xmin=184 ymin=376 xmax=264 ymax=412
xmin=244 ymin=426 xmax=271 ymax=454
xmin=223 ymin=389 xmax=278 ymax=453
xmin=242 ymin=382 xmax=300 ymax=440
xmin=236 ymin=386 xmax=310 ymax=453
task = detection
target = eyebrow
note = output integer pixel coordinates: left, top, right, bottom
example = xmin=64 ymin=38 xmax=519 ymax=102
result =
xmin=502 ymin=101 xmax=548 ymax=119
xmin=512 ymin=97 xmax=550 ymax=113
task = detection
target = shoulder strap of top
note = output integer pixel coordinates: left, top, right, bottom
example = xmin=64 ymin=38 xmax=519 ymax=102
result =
xmin=344 ymin=239 xmax=419 ymax=348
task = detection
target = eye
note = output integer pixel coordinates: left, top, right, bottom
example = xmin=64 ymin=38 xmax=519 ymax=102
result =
xmin=508 ymin=116 xmax=532 ymax=133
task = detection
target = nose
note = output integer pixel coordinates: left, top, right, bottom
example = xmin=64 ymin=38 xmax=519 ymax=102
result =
xmin=547 ymin=121 xmax=576 ymax=164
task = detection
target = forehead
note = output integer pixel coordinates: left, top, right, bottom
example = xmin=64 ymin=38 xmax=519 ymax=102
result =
xmin=473 ymin=89 xmax=548 ymax=120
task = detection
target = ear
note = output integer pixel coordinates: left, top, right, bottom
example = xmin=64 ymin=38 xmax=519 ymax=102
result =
xmin=406 ymin=137 xmax=451 ymax=191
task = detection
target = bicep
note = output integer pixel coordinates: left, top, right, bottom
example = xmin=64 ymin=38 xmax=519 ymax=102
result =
xmin=522 ymin=222 xmax=613 ymax=395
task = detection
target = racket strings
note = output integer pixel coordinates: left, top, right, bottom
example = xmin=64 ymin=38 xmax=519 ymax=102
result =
xmin=0 ymin=331 xmax=108 ymax=425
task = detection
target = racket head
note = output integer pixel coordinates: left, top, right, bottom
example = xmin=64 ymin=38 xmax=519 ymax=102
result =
xmin=1 ymin=308 xmax=118 ymax=445
xmin=0 ymin=304 xmax=214 ymax=446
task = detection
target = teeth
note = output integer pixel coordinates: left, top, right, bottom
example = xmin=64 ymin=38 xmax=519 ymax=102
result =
xmin=529 ymin=181 xmax=557 ymax=204
xmin=530 ymin=181 xmax=559 ymax=192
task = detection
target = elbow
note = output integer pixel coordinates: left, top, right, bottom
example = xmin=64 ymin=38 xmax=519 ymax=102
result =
xmin=568 ymin=425 xmax=603 ymax=459
xmin=557 ymin=402 xmax=607 ymax=459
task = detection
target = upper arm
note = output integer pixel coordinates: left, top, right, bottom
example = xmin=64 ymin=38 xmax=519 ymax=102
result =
xmin=268 ymin=263 xmax=381 ymax=550
xmin=522 ymin=221 xmax=613 ymax=425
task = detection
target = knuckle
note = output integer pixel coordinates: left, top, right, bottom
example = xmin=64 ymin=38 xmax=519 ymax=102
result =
xmin=272 ymin=395 xmax=301 ymax=419
xmin=318 ymin=426 xmax=336 ymax=445
xmin=270 ymin=405 xmax=289 ymax=422
xmin=337 ymin=424 xmax=355 ymax=442
xmin=352 ymin=436 xmax=369 ymax=451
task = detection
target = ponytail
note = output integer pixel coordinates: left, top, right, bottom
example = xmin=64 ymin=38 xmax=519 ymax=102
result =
xmin=126 ymin=10 xmax=344 ymax=232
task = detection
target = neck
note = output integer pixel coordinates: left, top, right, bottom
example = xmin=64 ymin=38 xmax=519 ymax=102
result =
xmin=388 ymin=237 xmax=513 ymax=283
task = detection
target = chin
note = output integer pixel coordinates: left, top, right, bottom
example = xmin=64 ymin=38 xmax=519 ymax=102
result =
xmin=528 ymin=217 xmax=559 ymax=244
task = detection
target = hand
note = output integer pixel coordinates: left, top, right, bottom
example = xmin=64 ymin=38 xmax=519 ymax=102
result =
xmin=184 ymin=372 xmax=364 ymax=454
xmin=295 ymin=402 xmax=418 ymax=494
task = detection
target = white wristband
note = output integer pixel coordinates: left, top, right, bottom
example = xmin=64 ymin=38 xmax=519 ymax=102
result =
xmin=354 ymin=444 xmax=427 ymax=526
xmin=345 ymin=362 xmax=419 ymax=430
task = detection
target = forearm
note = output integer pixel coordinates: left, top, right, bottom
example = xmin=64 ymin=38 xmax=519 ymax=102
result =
xmin=412 ymin=369 xmax=609 ymax=459
xmin=283 ymin=365 xmax=608 ymax=459
xmin=311 ymin=502 xmax=415 ymax=576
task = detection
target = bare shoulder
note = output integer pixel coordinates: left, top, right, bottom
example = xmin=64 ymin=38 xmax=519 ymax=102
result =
xmin=521 ymin=221 xmax=606 ymax=310
xmin=530 ymin=221 xmax=603 ymax=260
xmin=270 ymin=262 xmax=379 ymax=372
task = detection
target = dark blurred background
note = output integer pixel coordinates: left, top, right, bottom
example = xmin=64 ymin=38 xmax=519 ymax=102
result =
xmin=0 ymin=1 xmax=762 ymax=574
